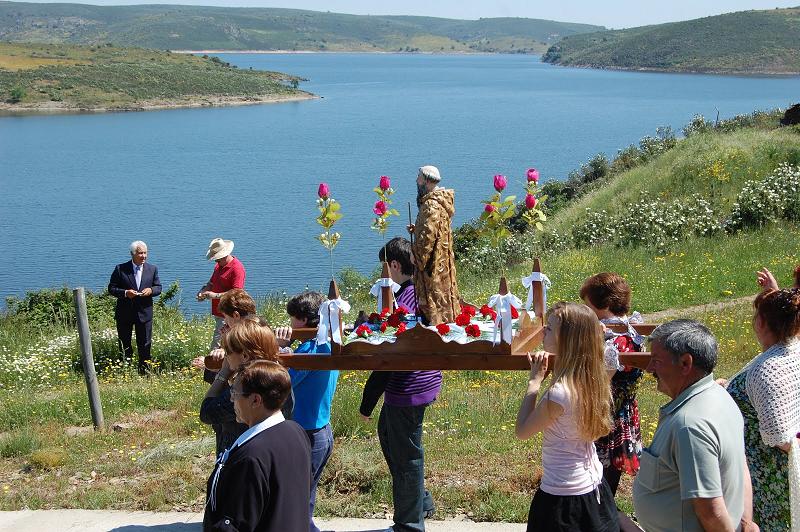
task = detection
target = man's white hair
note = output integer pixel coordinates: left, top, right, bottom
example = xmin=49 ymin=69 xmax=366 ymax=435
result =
xmin=129 ymin=241 xmax=147 ymax=255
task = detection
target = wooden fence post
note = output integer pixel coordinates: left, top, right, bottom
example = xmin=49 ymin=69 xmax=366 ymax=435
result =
xmin=73 ymin=287 xmax=104 ymax=430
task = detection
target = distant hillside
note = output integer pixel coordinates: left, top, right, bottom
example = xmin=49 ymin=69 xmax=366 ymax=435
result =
xmin=0 ymin=2 xmax=604 ymax=54
xmin=0 ymin=42 xmax=311 ymax=112
xmin=542 ymin=8 xmax=800 ymax=74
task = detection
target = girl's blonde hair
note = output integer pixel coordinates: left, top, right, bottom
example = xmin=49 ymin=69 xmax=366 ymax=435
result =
xmin=221 ymin=318 xmax=279 ymax=367
xmin=547 ymin=302 xmax=612 ymax=441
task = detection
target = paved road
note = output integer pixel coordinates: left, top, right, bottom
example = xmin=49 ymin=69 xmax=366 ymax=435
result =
xmin=0 ymin=510 xmax=525 ymax=532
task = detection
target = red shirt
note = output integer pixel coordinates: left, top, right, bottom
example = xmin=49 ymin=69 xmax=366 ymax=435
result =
xmin=210 ymin=256 xmax=245 ymax=317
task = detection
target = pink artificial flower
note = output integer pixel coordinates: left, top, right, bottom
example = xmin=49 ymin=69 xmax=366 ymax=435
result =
xmin=373 ymin=200 xmax=388 ymax=216
xmin=525 ymin=194 xmax=538 ymax=209
xmin=484 ymin=204 xmax=496 ymax=213
xmin=493 ymin=174 xmax=507 ymax=193
xmin=379 ymin=175 xmax=391 ymax=191
xmin=526 ymin=168 xmax=540 ymax=183
xmin=318 ymin=183 xmax=330 ymax=199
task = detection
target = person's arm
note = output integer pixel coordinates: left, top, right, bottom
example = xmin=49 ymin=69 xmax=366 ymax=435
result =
xmin=199 ymin=389 xmax=238 ymax=426
xmin=108 ymin=265 xmax=133 ymax=299
xmin=746 ymin=362 xmax=796 ymax=453
xmin=691 ymin=497 xmax=735 ymax=532
xmin=740 ymin=463 xmax=759 ymax=532
xmin=515 ymin=352 xmax=561 ymax=440
xmin=149 ymin=266 xmax=162 ymax=297
xmin=204 ymin=361 xmax=233 ymax=399
xmin=360 ymin=371 xmax=391 ymax=418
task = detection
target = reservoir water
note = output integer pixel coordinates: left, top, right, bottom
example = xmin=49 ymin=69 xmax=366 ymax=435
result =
xmin=1 ymin=53 xmax=797 ymax=313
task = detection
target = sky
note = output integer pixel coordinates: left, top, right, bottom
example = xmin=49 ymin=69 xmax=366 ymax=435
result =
xmin=12 ymin=0 xmax=800 ymax=28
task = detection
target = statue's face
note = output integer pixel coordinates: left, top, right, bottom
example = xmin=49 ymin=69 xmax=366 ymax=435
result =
xmin=416 ymin=173 xmax=428 ymax=206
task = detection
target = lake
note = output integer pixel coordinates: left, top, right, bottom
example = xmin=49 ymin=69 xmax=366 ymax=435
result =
xmin=1 ymin=53 xmax=797 ymax=314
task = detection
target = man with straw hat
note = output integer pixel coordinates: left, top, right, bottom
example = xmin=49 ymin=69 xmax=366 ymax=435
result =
xmin=198 ymin=238 xmax=246 ymax=349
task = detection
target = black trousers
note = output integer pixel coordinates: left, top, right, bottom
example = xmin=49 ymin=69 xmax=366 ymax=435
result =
xmin=116 ymin=319 xmax=152 ymax=374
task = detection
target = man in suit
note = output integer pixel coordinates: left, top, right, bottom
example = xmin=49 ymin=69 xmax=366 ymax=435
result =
xmin=108 ymin=241 xmax=162 ymax=374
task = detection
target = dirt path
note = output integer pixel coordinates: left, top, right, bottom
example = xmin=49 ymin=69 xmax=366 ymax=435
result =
xmin=642 ymin=295 xmax=755 ymax=322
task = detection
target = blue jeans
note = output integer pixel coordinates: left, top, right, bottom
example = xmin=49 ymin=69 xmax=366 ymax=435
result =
xmin=378 ymin=403 xmax=434 ymax=532
xmin=307 ymin=423 xmax=334 ymax=532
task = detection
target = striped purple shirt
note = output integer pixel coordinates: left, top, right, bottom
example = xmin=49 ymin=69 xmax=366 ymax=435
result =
xmin=385 ymin=281 xmax=443 ymax=407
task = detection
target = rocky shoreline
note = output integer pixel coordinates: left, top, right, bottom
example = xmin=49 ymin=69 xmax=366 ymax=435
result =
xmin=0 ymin=92 xmax=318 ymax=115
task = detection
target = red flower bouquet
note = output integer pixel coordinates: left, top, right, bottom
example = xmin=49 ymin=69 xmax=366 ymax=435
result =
xmin=394 ymin=323 xmax=407 ymax=336
xmin=465 ymin=324 xmax=481 ymax=338
xmin=355 ymin=324 xmax=372 ymax=338
xmin=436 ymin=323 xmax=451 ymax=336
xmin=455 ymin=313 xmax=471 ymax=326
xmin=480 ymin=304 xmax=497 ymax=321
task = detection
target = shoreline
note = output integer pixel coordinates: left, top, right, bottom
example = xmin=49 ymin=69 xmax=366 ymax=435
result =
xmin=173 ymin=49 xmax=539 ymax=56
xmin=0 ymin=92 xmax=318 ymax=116
xmin=543 ymin=61 xmax=800 ymax=77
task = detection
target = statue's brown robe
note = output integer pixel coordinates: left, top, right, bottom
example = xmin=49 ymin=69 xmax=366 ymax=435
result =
xmin=412 ymin=187 xmax=461 ymax=325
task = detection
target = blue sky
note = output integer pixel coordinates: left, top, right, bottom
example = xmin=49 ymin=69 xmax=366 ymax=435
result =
xmin=14 ymin=0 xmax=800 ymax=28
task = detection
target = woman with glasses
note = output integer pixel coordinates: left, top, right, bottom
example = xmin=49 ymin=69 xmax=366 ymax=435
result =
xmin=204 ymin=360 xmax=310 ymax=532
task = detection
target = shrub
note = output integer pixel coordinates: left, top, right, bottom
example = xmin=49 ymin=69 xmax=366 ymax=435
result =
xmin=683 ymin=114 xmax=712 ymax=137
xmin=30 ymin=448 xmax=67 ymax=469
xmin=0 ymin=431 xmax=40 ymax=458
xmin=4 ymin=287 xmax=114 ymax=328
xmin=726 ymin=163 xmax=800 ymax=231
xmin=9 ymin=86 xmax=25 ymax=103
xmin=571 ymin=194 xmax=720 ymax=252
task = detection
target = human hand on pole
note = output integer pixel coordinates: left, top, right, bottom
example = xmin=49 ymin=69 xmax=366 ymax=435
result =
xmin=527 ymin=351 xmax=549 ymax=386
xmin=275 ymin=326 xmax=293 ymax=348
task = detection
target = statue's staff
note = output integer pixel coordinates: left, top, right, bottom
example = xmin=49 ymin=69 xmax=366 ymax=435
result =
xmin=408 ymin=201 xmax=420 ymax=316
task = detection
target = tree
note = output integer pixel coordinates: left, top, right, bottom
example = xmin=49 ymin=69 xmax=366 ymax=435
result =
xmin=9 ymin=86 xmax=25 ymax=103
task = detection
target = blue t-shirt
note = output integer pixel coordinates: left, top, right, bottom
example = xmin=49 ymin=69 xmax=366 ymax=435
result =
xmin=288 ymin=339 xmax=338 ymax=430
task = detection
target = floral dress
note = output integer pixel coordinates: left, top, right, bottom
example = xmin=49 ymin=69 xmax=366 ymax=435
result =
xmin=727 ymin=339 xmax=800 ymax=532
xmin=595 ymin=314 xmax=644 ymax=475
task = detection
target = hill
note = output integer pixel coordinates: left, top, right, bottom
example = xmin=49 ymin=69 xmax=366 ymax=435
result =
xmin=0 ymin=2 xmax=604 ymax=53
xmin=542 ymin=7 xmax=800 ymax=74
xmin=0 ymin=41 xmax=312 ymax=112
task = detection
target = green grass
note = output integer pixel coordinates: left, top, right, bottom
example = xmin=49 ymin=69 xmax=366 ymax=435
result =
xmin=0 ymin=42 xmax=307 ymax=109
xmin=543 ymin=7 xmax=800 ymax=74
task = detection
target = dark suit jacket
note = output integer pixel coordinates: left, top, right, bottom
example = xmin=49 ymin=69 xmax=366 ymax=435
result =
xmin=108 ymin=260 xmax=162 ymax=323
xmin=204 ymin=420 xmax=311 ymax=532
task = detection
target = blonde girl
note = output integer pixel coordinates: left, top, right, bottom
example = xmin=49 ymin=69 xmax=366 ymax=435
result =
xmin=515 ymin=302 xmax=618 ymax=532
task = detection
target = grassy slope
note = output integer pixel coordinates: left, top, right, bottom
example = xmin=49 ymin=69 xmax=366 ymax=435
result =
xmin=0 ymin=42 xmax=308 ymax=109
xmin=542 ymin=7 xmax=800 ymax=74
xmin=549 ymin=127 xmax=800 ymax=235
xmin=0 ymin=2 xmax=604 ymax=53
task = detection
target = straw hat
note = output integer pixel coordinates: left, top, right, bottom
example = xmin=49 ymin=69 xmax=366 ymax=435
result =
xmin=206 ymin=238 xmax=234 ymax=261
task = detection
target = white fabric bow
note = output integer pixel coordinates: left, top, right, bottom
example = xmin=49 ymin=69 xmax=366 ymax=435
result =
xmin=488 ymin=292 xmax=522 ymax=345
xmin=316 ymin=298 xmax=351 ymax=345
xmin=369 ymin=278 xmax=401 ymax=313
xmin=521 ymin=272 xmax=552 ymax=312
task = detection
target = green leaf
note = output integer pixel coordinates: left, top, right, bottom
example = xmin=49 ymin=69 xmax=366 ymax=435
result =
xmin=329 ymin=202 xmax=341 ymax=212
xmin=389 ymin=209 xmax=400 ymax=216
xmin=535 ymin=222 xmax=544 ymax=231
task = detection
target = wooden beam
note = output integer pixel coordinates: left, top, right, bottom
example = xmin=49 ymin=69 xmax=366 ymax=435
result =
xmin=279 ymin=350 xmax=652 ymax=371
xmin=604 ymin=323 xmax=657 ymax=335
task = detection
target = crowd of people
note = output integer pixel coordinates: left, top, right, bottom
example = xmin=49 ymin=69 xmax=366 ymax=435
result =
xmin=106 ymin=166 xmax=799 ymax=532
